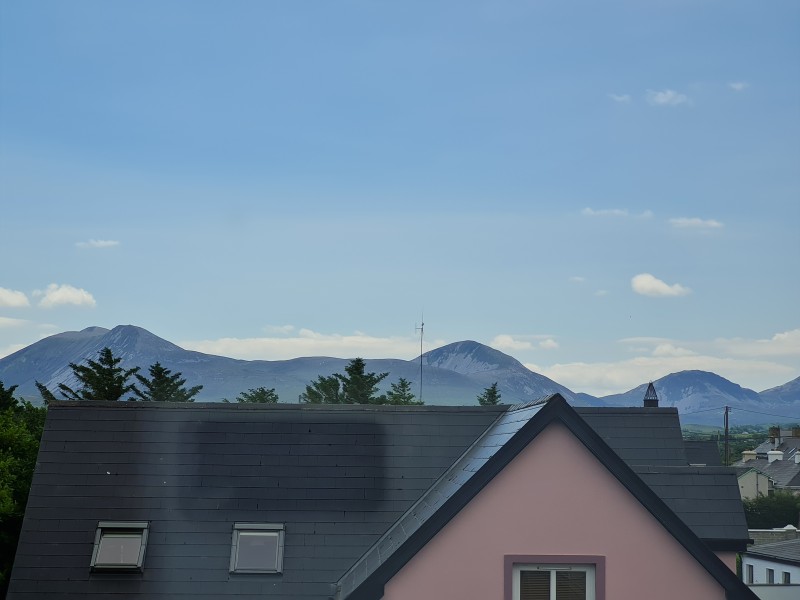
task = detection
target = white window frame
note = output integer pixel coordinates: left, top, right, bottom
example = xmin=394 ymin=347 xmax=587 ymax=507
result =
xmin=230 ymin=523 xmax=285 ymax=574
xmin=513 ymin=563 xmax=596 ymax=600
xmin=90 ymin=521 xmax=149 ymax=571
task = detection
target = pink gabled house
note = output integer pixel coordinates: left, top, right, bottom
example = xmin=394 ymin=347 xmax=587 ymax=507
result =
xmin=337 ymin=395 xmax=756 ymax=600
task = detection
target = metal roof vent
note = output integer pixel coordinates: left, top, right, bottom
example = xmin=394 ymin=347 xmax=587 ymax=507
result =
xmin=643 ymin=382 xmax=659 ymax=408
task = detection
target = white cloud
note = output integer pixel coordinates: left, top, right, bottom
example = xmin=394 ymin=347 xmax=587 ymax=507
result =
xmin=489 ymin=335 xmax=533 ymax=351
xmin=608 ymin=93 xmax=631 ymax=103
xmin=569 ymin=276 xmax=586 ymax=283
xmin=264 ymin=324 xmax=295 ymax=335
xmin=594 ymin=290 xmax=609 ymax=297
xmin=646 ymin=89 xmax=690 ymax=106
xmin=76 ymin=239 xmax=120 ymax=248
xmin=0 ymin=287 xmax=29 ymax=307
xmin=669 ymin=217 xmax=723 ymax=229
xmin=714 ymin=329 xmax=800 ymax=358
xmin=35 ymin=283 xmax=97 ymax=308
xmin=582 ymin=207 xmax=629 ymax=217
xmin=652 ymin=343 xmax=696 ymax=357
xmin=539 ymin=338 xmax=559 ymax=350
xmin=181 ymin=329 xmax=443 ymax=361
xmin=0 ymin=317 xmax=30 ymax=328
xmin=728 ymin=81 xmax=749 ymax=92
xmin=631 ymin=273 xmax=691 ymax=297
xmin=0 ymin=343 xmax=27 ymax=359
xmin=582 ymin=208 xmax=653 ymax=219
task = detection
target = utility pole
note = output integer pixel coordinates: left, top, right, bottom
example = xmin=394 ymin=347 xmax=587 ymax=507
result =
xmin=724 ymin=406 xmax=730 ymax=466
xmin=415 ymin=316 xmax=424 ymax=403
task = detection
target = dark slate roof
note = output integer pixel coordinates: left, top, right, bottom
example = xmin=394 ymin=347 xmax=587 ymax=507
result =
xmin=9 ymin=401 xmax=504 ymax=600
xmin=9 ymin=398 xmax=753 ymax=600
xmin=337 ymin=395 xmax=756 ymax=600
xmin=685 ymin=440 xmax=723 ymax=466
xmin=753 ymin=438 xmax=800 ymax=458
xmin=745 ymin=538 xmax=800 ymax=565
xmin=732 ymin=458 xmax=800 ymax=488
xmin=574 ymin=406 xmax=689 ymax=466
xmin=634 ymin=466 xmax=749 ymax=547
xmin=337 ymin=400 xmax=546 ymax=598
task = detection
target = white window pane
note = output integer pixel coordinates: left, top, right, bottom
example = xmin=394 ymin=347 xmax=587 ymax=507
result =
xmin=96 ymin=533 xmax=142 ymax=565
xmin=236 ymin=531 xmax=279 ymax=571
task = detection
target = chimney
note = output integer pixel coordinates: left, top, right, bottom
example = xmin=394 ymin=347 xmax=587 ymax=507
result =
xmin=769 ymin=426 xmax=780 ymax=444
xmin=643 ymin=382 xmax=659 ymax=408
xmin=742 ymin=450 xmax=757 ymax=463
xmin=795 ymin=453 xmax=800 ymax=464
xmin=768 ymin=450 xmax=784 ymax=463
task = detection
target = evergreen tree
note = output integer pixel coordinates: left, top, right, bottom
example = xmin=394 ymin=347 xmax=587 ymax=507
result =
xmin=385 ymin=377 xmax=423 ymax=405
xmin=37 ymin=347 xmax=140 ymax=402
xmin=0 ymin=382 xmax=46 ymax=595
xmin=336 ymin=358 xmax=388 ymax=405
xmin=299 ymin=375 xmax=342 ymax=404
xmin=227 ymin=387 xmax=279 ymax=404
xmin=0 ymin=382 xmax=18 ymax=411
xmin=132 ymin=362 xmax=202 ymax=402
xmin=477 ymin=382 xmax=501 ymax=406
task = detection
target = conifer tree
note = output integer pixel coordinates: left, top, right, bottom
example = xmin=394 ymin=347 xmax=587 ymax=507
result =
xmin=299 ymin=375 xmax=342 ymax=404
xmin=386 ymin=377 xmax=423 ymax=405
xmin=37 ymin=347 xmax=140 ymax=402
xmin=477 ymin=382 xmax=501 ymax=406
xmin=133 ymin=362 xmax=202 ymax=402
xmin=227 ymin=386 xmax=278 ymax=404
xmin=336 ymin=358 xmax=388 ymax=405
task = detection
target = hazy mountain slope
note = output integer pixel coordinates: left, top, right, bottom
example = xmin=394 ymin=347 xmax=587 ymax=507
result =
xmin=600 ymin=370 xmax=766 ymax=424
xmin=760 ymin=376 xmax=800 ymax=405
xmin=421 ymin=341 xmax=603 ymax=406
xmin=0 ymin=326 xmax=590 ymax=406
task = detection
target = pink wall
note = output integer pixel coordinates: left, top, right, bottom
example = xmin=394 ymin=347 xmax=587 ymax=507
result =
xmin=383 ymin=422 xmax=727 ymax=600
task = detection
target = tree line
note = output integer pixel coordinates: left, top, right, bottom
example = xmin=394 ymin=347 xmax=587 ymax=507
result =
xmin=32 ymin=346 xmax=503 ymax=406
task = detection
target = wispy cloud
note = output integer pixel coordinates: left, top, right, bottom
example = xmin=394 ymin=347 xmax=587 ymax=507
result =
xmin=264 ymin=324 xmax=296 ymax=335
xmin=646 ymin=89 xmax=690 ymax=107
xmin=539 ymin=338 xmax=559 ymax=350
xmin=714 ymin=329 xmax=800 ymax=358
xmin=34 ymin=283 xmax=97 ymax=308
xmin=76 ymin=239 xmax=120 ymax=249
xmin=490 ymin=334 xmax=533 ymax=351
xmin=181 ymin=328 xmax=443 ymax=361
xmin=569 ymin=276 xmax=586 ymax=283
xmin=527 ymin=355 xmax=794 ymax=397
xmin=728 ymin=81 xmax=749 ymax=92
xmin=608 ymin=93 xmax=631 ymax=103
xmin=594 ymin=290 xmax=609 ymax=297
xmin=631 ymin=273 xmax=691 ymax=297
xmin=582 ymin=207 xmax=653 ymax=219
xmin=0 ymin=287 xmax=30 ymax=308
xmin=669 ymin=217 xmax=723 ymax=229
xmin=0 ymin=317 xmax=30 ymax=328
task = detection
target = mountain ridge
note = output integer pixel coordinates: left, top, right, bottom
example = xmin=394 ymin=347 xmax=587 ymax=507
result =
xmin=1 ymin=325 xmax=798 ymax=423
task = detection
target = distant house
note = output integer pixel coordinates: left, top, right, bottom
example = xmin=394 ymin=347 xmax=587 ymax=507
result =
xmin=734 ymin=447 xmax=800 ymax=496
xmin=742 ymin=538 xmax=800 ymax=599
xmin=8 ymin=394 xmax=757 ymax=599
xmin=735 ymin=466 xmax=775 ymax=500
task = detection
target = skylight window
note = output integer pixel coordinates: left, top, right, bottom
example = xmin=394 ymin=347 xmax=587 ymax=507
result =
xmin=90 ymin=522 xmax=149 ymax=571
xmin=230 ymin=523 xmax=285 ymax=573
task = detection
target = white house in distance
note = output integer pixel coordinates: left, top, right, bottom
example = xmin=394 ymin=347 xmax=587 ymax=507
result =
xmin=742 ymin=538 xmax=800 ymax=600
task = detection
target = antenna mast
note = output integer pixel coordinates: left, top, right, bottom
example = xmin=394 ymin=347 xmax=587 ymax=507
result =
xmin=415 ymin=315 xmax=424 ymax=403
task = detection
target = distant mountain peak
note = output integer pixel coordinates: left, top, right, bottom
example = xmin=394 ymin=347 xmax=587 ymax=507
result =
xmin=420 ymin=340 xmax=525 ymax=374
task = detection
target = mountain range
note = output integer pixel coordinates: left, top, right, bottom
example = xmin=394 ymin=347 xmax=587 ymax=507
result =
xmin=0 ymin=325 xmax=798 ymax=425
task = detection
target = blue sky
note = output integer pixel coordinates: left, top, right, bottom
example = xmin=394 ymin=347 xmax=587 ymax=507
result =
xmin=1 ymin=0 xmax=798 ymax=396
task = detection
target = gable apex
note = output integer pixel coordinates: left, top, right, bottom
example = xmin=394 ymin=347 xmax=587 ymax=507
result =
xmin=340 ymin=394 xmax=755 ymax=600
